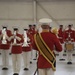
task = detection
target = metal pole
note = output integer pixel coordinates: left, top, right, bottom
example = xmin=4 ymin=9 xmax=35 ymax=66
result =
xmin=33 ymin=0 xmax=37 ymax=24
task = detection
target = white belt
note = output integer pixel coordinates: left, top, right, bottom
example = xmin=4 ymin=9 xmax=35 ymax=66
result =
xmin=12 ymin=43 xmax=22 ymax=46
xmin=71 ymin=39 xmax=74 ymax=40
xmin=66 ymin=38 xmax=74 ymax=40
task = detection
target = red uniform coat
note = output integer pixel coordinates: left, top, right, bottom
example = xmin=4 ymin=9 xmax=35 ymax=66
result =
xmin=27 ymin=29 xmax=35 ymax=48
xmin=74 ymin=30 xmax=75 ymax=42
xmin=0 ymin=30 xmax=12 ymax=50
xmin=58 ymin=28 xmax=64 ymax=44
xmin=64 ymin=29 xmax=75 ymax=42
xmin=32 ymin=29 xmax=38 ymax=48
xmin=28 ymin=29 xmax=33 ymax=36
xmin=11 ymin=33 xmax=23 ymax=54
xmin=27 ymin=32 xmax=33 ymax=45
xmin=22 ymin=44 xmax=32 ymax=52
xmin=0 ymin=30 xmax=1 ymax=49
xmin=32 ymin=28 xmax=38 ymax=35
xmin=33 ymin=32 xmax=62 ymax=69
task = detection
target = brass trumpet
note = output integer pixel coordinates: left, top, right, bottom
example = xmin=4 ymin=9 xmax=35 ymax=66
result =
xmin=2 ymin=28 xmax=7 ymax=44
xmin=13 ymin=31 xmax=17 ymax=44
xmin=22 ymin=30 xmax=28 ymax=47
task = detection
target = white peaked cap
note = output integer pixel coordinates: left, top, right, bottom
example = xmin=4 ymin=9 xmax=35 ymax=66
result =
xmin=39 ymin=18 xmax=52 ymax=24
xmin=12 ymin=26 xmax=19 ymax=29
xmin=2 ymin=25 xmax=8 ymax=27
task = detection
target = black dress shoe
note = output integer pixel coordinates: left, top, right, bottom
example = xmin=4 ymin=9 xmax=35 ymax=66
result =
xmin=30 ymin=61 xmax=32 ymax=64
xmin=2 ymin=67 xmax=8 ymax=70
xmin=9 ymin=53 xmax=12 ymax=55
xmin=59 ymin=59 xmax=65 ymax=61
xmin=67 ymin=62 xmax=72 ymax=64
xmin=24 ymin=68 xmax=29 ymax=71
xmin=33 ymin=59 xmax=36 ymax=60
xmin=13 ymin=73 xmax=19 ymax=75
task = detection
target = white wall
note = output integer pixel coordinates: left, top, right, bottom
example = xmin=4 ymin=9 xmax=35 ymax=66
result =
xmin=0 ymin=2 xmax=33 ymax=33
xmin=0 ymin=1 xmax=75 ymax=33
xmin=37 ymin=1 xmax=75 ymax=28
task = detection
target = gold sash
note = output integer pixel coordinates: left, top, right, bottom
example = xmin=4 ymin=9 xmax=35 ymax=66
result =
xmin=34 ymin=33 xmax=56 ymax=71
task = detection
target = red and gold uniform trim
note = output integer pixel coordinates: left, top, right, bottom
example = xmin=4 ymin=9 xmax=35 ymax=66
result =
xmin=34 ymin=33 xmax=56 ymax=71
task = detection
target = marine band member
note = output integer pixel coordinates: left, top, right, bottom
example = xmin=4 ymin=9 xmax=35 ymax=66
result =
xmin=64 ymin=24 xmax=75 ymax=64
xmin=0 ymin=26 xmax=12 ymax=70
xmin=58 ymin=25 xmax=65 ymax=61
xmin=22 ymin=29 xmax=32 ymax=71
xmin=9 ymin=27 xmax=23 ymax=75
xmin=33 ymin=18 xmax=62 ymax=75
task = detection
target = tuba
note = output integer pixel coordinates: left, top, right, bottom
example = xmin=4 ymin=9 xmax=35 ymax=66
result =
xmin=22 ymin=30 xmax=28 ymax=47
xmin=2 ymin=28 xmax=7 ymax=44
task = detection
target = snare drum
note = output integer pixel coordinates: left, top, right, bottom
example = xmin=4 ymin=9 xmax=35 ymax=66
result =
xmin=65 ymin=43 xmax=74 ymax=51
